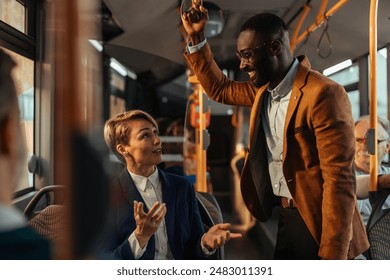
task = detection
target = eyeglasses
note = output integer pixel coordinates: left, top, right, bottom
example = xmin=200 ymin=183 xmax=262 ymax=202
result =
xmin=236 ymin=41 xmax=270 ymax=62
xmin=355 ymin=137 xmax=389 ymax=145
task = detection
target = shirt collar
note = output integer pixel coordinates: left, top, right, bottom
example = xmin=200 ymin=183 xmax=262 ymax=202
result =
xmin=128 ymin=167 xmax=159 ymax=192
xmin=267 ymin=58 xmax=299 ymax=100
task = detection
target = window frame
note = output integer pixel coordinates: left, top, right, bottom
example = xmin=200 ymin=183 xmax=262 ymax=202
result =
xmin=0 ymin=0 xmax=39 ymax=194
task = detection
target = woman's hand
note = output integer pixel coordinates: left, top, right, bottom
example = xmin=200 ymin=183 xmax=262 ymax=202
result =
xmin=202 ymin=223 xmax=242 ymax=250
xmin=133 ymin=200 xmax=167 ymax=248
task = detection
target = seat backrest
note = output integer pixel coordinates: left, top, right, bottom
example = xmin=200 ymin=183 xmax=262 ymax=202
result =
xmin=196 ymin=191 xmax=224 ymax=259
xmin=366 ymin=189 xmax=390 ymax=259
xmin=24 ymin=185 xmax=67 ymax=242
xmin=28 ymin=205 xmax=66 ymax=241
xmin=24 ymin=185 xmax=65 ymax=218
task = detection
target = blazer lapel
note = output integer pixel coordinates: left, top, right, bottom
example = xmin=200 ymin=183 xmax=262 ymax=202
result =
xmin=119 ymin=168 xmax=147 ymax=211
xmin=158 ymin=170 xmax=177 ymax=256
xmin=248 ymin=83 xmax=268 ymax=150
xmin=283 ymin=56 xmax=310 ymax=159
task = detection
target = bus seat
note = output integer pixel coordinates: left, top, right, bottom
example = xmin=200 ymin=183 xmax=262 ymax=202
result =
xmin=24 ymin=185 xmax=66 ymax=242
xmin=28 ymin=205 xmax=66 ymax=241
xmin=196 ymin=191 xmax=224 ymax=259
xmin=366 ymin=189 xmax=390 ymax=259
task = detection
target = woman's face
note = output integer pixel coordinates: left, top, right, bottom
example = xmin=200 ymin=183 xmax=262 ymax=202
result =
xmin=118 ymin=118 xmax=162 ymax=176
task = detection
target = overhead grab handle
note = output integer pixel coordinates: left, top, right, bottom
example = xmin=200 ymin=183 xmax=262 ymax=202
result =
xmin=316 ymin=18 xmax=332 ymax=59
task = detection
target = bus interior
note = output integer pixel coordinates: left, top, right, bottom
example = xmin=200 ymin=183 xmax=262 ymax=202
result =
xmin=2 ymin=0 xmax=390 ymax=259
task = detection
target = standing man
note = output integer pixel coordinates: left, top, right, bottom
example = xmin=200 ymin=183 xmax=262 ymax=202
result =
xmin=181 ymin=4 xmax=369 ymax=259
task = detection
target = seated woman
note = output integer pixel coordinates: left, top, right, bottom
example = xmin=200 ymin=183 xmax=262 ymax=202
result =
xmin=103 ymin=110 xmax=241 ymax=259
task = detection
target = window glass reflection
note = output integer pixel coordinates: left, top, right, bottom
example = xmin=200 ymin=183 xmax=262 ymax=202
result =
xmin=0 ymin=0 xmax=26 ymax=33
xmin=377 ymin=48 xmax=387 ymax=118
xmin=1 ymin=47 xmax=34 ymax=190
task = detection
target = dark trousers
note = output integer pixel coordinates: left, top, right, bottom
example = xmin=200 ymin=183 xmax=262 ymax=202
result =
xmin=273 ymin=207 xmax=320 ymax=260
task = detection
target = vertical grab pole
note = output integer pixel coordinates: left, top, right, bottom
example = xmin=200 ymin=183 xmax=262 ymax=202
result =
xmin=197 ymin=84 xmax=207 ymax=193
xmin=53 ymin=0 xmax=81 ymax=259
xmin=187 ymin=76 xmax=208 ymax=193
xmin=369 ymin=0 xmax=379 ymax=191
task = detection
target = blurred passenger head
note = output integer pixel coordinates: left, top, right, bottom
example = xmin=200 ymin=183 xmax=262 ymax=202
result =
xmin=104 ymin=110 xmax=161 ymax=174
xmin=164 ymin=119 xmax=184 ymax=155
xmin=0 ymin=48 xmax=25 ymax=201
xmin=0 ymin=49 xmax=18 ymax=125
xmin=354 ymin=115 xmax=390 ymax=173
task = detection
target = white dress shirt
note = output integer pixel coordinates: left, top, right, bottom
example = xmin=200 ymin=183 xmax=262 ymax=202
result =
xmin=262 ymin=58 xmax=299 ymax=199
xmin=128 ymin=168 xmax=174 ymax=260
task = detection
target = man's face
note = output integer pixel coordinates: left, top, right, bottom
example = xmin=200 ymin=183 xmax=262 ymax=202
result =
xmin=355 ymin=118 xmax=390 ymax=173
xmin=236 ymin=29 xmax=273 ymax=88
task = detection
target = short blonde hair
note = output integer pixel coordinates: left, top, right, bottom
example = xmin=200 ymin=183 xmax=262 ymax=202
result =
xmin=104 ymin=110 xmax=158 ymax=163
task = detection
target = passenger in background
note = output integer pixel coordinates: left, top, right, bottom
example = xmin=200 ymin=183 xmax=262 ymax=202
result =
xmin=355 ymin=115 xmax=390 ymax=225
xmin=0 ymin=49 xmax=51 ymax=259
xmin=103 ymin=110 xmax=241 ymax=259
xmin=181 ymin=5 xmax=369 ymax=259
xmin=162 ymin=118 xmax=185 ymax=176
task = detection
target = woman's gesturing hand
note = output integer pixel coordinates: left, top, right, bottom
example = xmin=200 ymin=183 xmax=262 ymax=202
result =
xmin=133 ymin=200 xmax=167 ymax=248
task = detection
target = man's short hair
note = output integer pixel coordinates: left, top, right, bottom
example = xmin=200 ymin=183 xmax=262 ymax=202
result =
xmin=240 ymin=12 xmax=288 ymax=41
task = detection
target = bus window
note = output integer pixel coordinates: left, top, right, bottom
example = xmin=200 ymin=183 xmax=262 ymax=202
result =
xmin=109 ymin=68 xmax=126 ymax=118
xmin=0 ymin=0 xmax=36 ymax=193
xmin=377 ymin=48 xmax=388 ymax=118
xmin=327 ymin=64 xmax=360 ymax=120
xmin=0 ymin=47 xmax=34 ymax=191
xmin=348 ymin=90 xmax=360 ymax=121
xmin=0 ymin=0 xmax=26 ymax=33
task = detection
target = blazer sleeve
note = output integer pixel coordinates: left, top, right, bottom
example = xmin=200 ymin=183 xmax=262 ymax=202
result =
xmin=183 ymin=180 xmax=207 ymax=259
xmin=184 ymin=43 xmax=257 ymax=107
xmin=309 ymin=78 xmax=357 ymax=259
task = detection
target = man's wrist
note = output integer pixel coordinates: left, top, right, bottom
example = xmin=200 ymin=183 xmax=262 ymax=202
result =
xmin=189 ymin=32 xmax=206 ymax=45
xmin=187 ymin=39 xmax=207 ymax=54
